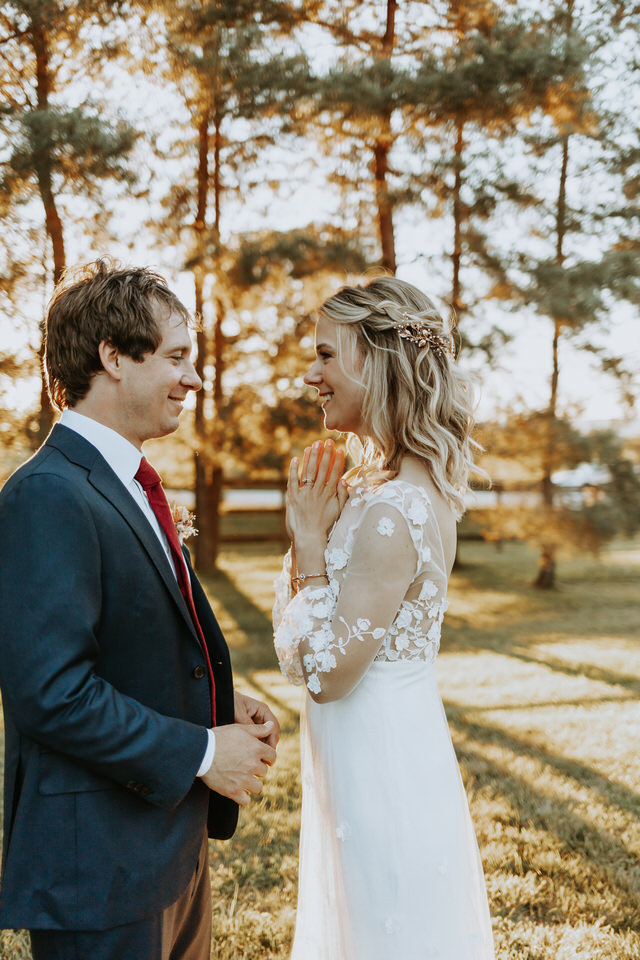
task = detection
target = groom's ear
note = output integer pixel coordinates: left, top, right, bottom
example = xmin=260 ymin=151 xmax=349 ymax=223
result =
xmin=98 ymin=340 xmax=124 ymax=382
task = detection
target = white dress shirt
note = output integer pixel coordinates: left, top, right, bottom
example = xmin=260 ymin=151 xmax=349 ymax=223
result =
xmin=59 ymin=410 xmax=216 ymax=777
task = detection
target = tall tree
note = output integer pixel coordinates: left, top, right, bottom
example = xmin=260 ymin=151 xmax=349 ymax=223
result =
xmin=478 ymin=0 xmax=640 ymax=586
xmin=157 ymin=0 xmax=311 ymax=568
xmin=300 ymin=0 xmax=413 ymax=273
xmin=223 ymin=224 xmax=369 ymax=469
xmin=300 ymin=0 xmax=571 ymax=350
xmin=405 ymin=0 xmax=572 ymax=338
xmin=0 ymin=0 xmax=137 ymax=442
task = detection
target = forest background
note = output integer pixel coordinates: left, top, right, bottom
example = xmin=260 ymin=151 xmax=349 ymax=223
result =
xmin=1 ymin=0 xmax=640 ymax=579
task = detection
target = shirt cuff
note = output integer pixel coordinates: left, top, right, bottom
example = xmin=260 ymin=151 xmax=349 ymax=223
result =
xmin=196 ymin=728 xmax=216 ymax=777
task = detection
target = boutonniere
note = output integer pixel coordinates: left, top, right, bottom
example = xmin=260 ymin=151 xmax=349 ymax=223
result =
xmin=170 ymin=503 xmax=198 ymax=544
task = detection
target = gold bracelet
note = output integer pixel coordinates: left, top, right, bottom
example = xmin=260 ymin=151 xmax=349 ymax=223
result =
xmin=290 ymin=572 xmax=328 ymax=586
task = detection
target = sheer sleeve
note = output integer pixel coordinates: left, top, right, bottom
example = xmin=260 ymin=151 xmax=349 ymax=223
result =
xmin=272 ymin=548 xmax=293 ymax=633
xmin=273 ymin=501 xmax=419 ymax=702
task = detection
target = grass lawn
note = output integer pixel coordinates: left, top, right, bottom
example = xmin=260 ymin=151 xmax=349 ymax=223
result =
xmin=2 ymin=537 xmax=639 ymax=958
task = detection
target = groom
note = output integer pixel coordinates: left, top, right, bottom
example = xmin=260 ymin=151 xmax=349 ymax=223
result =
xmin=0 ymin=259 xmax=279 ymax=959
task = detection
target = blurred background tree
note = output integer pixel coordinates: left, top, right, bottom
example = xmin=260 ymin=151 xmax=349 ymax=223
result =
xmin=471 ymin=0 xmax=640 ymax=586
xmin=475 ymin=414 xmax=640 ymax=563
xmin=0 ymin=0 xmax=138 ymax=443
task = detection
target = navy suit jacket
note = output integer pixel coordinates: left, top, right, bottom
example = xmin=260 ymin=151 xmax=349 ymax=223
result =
xmin=0 ymin=424 xmax=238 ymax=931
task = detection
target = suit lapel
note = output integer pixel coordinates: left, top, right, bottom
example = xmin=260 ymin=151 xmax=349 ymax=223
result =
xmin=46 ymin=425 xmax=198 ymax=641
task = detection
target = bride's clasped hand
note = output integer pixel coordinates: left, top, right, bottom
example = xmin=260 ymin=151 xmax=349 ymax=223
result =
xmin=285 ymin=440 xmax=348 ymax=558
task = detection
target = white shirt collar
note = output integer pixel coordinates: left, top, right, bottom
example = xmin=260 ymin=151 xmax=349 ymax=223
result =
xmin=59 ymin=409 xmax=143 ymax=488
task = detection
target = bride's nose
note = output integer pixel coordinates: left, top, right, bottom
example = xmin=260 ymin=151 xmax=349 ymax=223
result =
xmin=304 ymin=359 xmax=322 ymax=387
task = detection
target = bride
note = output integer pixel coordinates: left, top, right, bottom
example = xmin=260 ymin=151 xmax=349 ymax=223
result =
xmin=273 ymin=276 xmax=495 ymax=959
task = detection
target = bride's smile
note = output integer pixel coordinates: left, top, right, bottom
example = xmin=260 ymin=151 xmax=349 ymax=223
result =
xmin=303 ymin=315 xmax=366 ymax=437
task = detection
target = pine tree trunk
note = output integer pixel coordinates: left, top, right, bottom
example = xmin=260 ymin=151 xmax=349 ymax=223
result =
xmin=451 ymin=120 xmax=464 ymax=315
xmin=207 ymin=288 xmax=226 ymax=564
xmin=193 ymin=96 xmax=225 ymax=571
xmin=450 ymin=109 xmax=465 ymax=571
xmin=192 ymin=106 xmax=219 ymax=572
xmin=207 ymin=106 xmax=225 ymax=567
xmin=194 ymin=311 xmax=216 ymax=571
xmin=533 ymin=545 xmax=556 ymax=589
xmin=534 ymin=136 xmax=569 ymax=590
xmin=209 ymin=463 xmax=223 ymax=569
xmin=373 ymin=139 xmax=396 ymax=272
xmin=194 ymin=452 xmax=213 ymax=570
xmin=194 ymin=450 xmax=222 ymax=575
xmin=32 ymin=20 xmax=62 ymax=444
xmin=372 ymin=0 xmax=397 ymax=273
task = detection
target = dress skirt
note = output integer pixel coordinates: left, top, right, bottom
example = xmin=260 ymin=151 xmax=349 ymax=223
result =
xmin=291 ymin=661 xmax=495 ymax=960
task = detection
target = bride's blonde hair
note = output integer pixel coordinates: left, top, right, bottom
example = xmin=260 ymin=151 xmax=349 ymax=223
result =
xmin=319 ymin=276 xmax=480 ymax=517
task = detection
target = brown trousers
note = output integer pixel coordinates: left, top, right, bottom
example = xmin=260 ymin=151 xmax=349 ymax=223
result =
xmin=30 ymin=833 xmax=211 ymax=960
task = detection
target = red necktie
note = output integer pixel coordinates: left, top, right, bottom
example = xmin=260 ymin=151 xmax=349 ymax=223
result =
xmin=135 ymin=457 xmax=216 ymax=726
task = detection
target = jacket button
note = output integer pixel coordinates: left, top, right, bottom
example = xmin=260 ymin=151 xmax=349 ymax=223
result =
xmin=192 ymin=665 xmax=206 ymax=679
xmin=126 ymin=780 xmax=150 ymax=796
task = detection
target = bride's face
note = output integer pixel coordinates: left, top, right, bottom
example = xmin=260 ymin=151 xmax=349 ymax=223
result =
xmin=304 ymin=316 xmax=367 ymax=437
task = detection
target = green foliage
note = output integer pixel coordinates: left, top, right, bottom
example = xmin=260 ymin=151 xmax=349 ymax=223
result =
xmin=479 ymin=412 xmax=590 ymax=475
xmin=316 ymin=59 xmax=413 ymax=121
xmin=198 ymin=234 xmax=365 ymax=473
xmin=589 ymin=431 xmax=640 ymax=539
xmin=411 ymin=17 xmax=585 ymax=125
xmin=5 ymin=107 xmax=136 ymax=192
xmin=215 ymin=386 xmax=322 ymax=473
xmin=229 ymin=226 xmax=369 ymax=286
xmin=0 ymin=0 xmax=140 ymax=443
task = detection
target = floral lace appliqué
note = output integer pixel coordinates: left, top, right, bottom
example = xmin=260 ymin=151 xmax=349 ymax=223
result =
xmin=273 ymin=480 xmax=449 ymax=694
xmin=302 ymin=615 xmax=386 ymax=694
xmin=376 ymin=516 xmax=395 ymax=537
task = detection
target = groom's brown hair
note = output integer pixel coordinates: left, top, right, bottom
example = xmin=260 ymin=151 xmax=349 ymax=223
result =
xmin=45 ymin=258 xmax=192 ymax=410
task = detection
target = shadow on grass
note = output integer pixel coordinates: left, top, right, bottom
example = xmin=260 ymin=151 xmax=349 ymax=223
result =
xmin=447 ymin=707 xmax=640 ymax=820
xmin=243 ymin=675 xmax=301 ymax=737
xmin=444 ymin=625 xmax=640 ymax=698
xmin=462 ymin=693 xmax=636 ymax=712
xmin=200 ymin=567 xmax=301 ymax=735
xmin=452 ymin=537 xmax=640 ymax=591
xmin=449 ymin=710 xmax=640 ymax=929
xmin=503 ymin=646 xmax=640 ymax=697
xmin=201 ymin=567 xmax=278 ymax=674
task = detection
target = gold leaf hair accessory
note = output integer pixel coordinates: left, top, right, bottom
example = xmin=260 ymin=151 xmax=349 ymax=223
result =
xmin=394 ymin=313 xmax=455 ymax=359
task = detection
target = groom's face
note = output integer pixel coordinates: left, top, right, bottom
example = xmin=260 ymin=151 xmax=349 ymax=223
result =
xmin=117 ymin=301 xmax=202 ymax=448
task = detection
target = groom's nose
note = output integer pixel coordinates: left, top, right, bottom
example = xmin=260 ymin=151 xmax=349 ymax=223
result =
xmin=182 ymin=360 xmax=202 ymax=392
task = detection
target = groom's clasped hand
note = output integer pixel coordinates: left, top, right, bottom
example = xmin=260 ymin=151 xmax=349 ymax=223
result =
xmin=202 ymin=692 xmax=279 ymax=806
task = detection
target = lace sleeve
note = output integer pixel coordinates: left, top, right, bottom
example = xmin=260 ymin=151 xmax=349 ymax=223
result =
xmin=273 ymin=502 xmax=418 ymax=701
xmin=272 ymin=548 xmax=293 ymax=633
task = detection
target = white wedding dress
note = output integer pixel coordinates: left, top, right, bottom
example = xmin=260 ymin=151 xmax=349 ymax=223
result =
xmin=273 ymin=479 xmax=495 ymax=960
